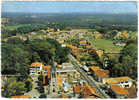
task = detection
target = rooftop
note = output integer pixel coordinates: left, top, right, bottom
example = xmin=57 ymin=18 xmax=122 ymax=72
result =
xmin=43 ymin=65 xmax=51 ymax=69
xmin=110 ymin=85 xmax=128 ymax=95
xmin=62 ymin=62 xmax=73 ymax=67
xmin=11 ymin=95 xmax=30 ymax=98
xmin=56 ymin=73 xmax=63 ymax=86
xmin=74 ymin=84 xmax=99 ymax=97
xmin=73 ymin=85 xmax=82 ymax=94
xmin=85 ymin=84 xmax=99 ymax=97
xmin=90 ymin=66 xmax=109 ymax=78
xmin=80 ymin=40 xmax=87 ymax=44
xmin=86 ymin=45 xmax=92 ymax=49
xmin=56 ymin=67 xmax=76 ymax=72
xmin=66 ymin=44 xmax=77 ymax=49
xmin=47 ymin=70 xmax=51 ymax=78
xmin=30 ymin=62 xmax=43 ymax=67
xmin=96 ymin=50 xmax=104 ymax=57
xmin=103 ymin=76 xmax=133 ymax=84
xmin=59 ymin=94 xmax=68 ymax=98
xmin=72 ymin=49 xmax=79 ymax=53
xmin=90 ymin=66 xmax=100 ymax=71
xmin=53 ymin=61 xmax=58 ymax=65
xmin=75 ymin=54 xmax=83 ymax=58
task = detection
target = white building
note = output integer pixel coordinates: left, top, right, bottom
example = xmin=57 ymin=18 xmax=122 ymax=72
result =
xmin=30 ymin=62 xmax=43 ymax=74
xmin=103 ymin=76 xmax=133 ymax=88
xmin=30 ymin=62 xmax=51 ymax=75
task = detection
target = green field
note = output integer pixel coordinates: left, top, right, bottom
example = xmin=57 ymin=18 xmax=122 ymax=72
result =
xmin=4 ymin=24 xmax=29 ymax=31
xmin=91 ymin=38 xmax=123 ymax=53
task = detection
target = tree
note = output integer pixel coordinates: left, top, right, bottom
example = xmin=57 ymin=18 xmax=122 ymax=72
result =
xmin=110 ymin=41 xmax=137 ymax=79
xmin=39 ymin=93 xmax=47 ymax=98
xmin=65 ymin=26 xmax=72 ymax=31
xmin=25 ymin=78 xmax=33 ymax=92
xmin=111 ymin=63 xmax=124 ymax=77
xmin=2 ymin=77 xmax=27 ymax=97
xmin=2 ymin=43 xmax=30 ymax=76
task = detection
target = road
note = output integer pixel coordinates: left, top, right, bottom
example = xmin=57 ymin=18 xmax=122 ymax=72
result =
xmin=85 ymin=35 xmax=97 ymax=50
xmin=48 ymin=66 xmax=59 ymax=98
xmin=68 ymin=54 xmax=109 ymax=98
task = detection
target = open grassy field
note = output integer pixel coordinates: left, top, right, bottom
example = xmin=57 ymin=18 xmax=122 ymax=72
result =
xmin=91 ymin=38 xmax=123 ymax=53
xmin=4 ymin=24 xmax=28 ymax=31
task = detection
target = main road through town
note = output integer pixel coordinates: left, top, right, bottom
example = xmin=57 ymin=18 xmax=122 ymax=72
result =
xmin=68 ymin=54 xmax=109 ymax=98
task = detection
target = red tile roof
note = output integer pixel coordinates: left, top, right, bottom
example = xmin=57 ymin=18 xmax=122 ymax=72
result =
xmin=59 ymin=94 xmax=68 ymax=98
xmin=47 ymin=69 xmax=51 ymax=79
xmin=56 ymin=73 xmax=63 ymax=86
xmin=110 ymin=85 xmax=128 ymax=95
xmin=11 ymin=95 xmax=30 ymax=98
xmin=103 ymin=77 xmax=132 ymax=84
xmin=74 ymin=85 xmax=82 ymax=94
xmin=30 ymin=62 xmax=43 ymax=67
xmin=43 ymin=65 xmax=51 ymax=69
xmin=90 ymin=66 xmax=109 ymax=78
xmin=43 ymin=74 xmax=46 ymax=85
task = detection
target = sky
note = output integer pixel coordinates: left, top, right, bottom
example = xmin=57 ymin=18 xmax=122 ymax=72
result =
xmin=2 ymin=1 xmax=137 ymax=14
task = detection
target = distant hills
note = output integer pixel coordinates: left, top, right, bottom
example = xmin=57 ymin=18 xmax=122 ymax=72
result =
xmin=2 ymin=12 xmax=137 ymax=26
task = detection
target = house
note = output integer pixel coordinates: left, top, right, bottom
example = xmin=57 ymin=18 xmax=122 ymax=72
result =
xmin=94 ymin=33 xmax=102 ymax=39
xmin=49 ymin=28 xmax=55 ymax=32
xmin=56 ymin=66 xmax=76 ymax=74
xmin=30 ymin=62 xmax=51 ymax=79
xmin=109 ymin=85 xmax=128 ymax=98
xmin=72 ymin=48 xmax=79 ymax=54
xmin=103 ymin=76 xmax=133 ymax=88
xmin=83 ymin=84 xmax=99 ymax=98
xmin=80 ymin=40 xmax=87 ymax=46
xmin=57 ymin=39 xmax=64 ymax=44
xmin=73 ymin=84 xmax=99 ymax=98
xmin=88 ymin=49 xmax=96 ymax=53
xmin=42 ymin=65 xmax=51 ymax=74
xmin=57 ymin=29 xmax=60 ymax=32
xmin=53 ymin=61 xmax=58 ymax=67
xmin=96 ymin=50 xmax=104 ymax=58
xmin=30 ymin=32 xmax=37 ymax=35
xmin=75 ymin=54 xmax=83 ymax=59
xmin=1 ymin=18 xmax=9 ymax=23
xmin=30 ymin=62 xmax=43 ymax=74
xmin=61 ymin=44 xmax=66 ymax=47
xmin=59 ymin=94 xmax=68 ymax=98
xmin=42 ymin=65 xmax=51 ymax=79
xmin=57 ymin=74 xmax=63 ymax=87
xmin=40 ymin=29 xmax=46 ymax=33
xmin=43 ymin=74 xmax=46 ymax=85
xmin=61 ymin=63 xmax=73 ymax=69
xmin=47 ymin=69 xmax=51 ymax=79
xmin=115 ymin=42 xmax=126 ymax=47
xmin=90 ymin=66 xmax=109 ymax=82
xmin=85 ymin=45 xmax=93 ymax=49
xmin=73 ymin=85 xmax=82 ymax=94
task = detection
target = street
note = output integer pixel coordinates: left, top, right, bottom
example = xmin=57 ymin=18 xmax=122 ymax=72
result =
xmin=68 ymin=54 xmax=109 ymax=98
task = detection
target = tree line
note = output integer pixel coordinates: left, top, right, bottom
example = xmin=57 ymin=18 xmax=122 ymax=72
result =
xmin=102 ymin=39 xmax=137 ymax=79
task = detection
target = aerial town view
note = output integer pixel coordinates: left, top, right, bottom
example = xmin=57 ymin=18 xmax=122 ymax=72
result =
xmin=1 ymin=1 xmax=138 ymax=99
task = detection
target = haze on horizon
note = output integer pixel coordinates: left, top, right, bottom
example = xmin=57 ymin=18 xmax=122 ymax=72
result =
xmin=2 ymin=1 xmax=137 ymax=14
